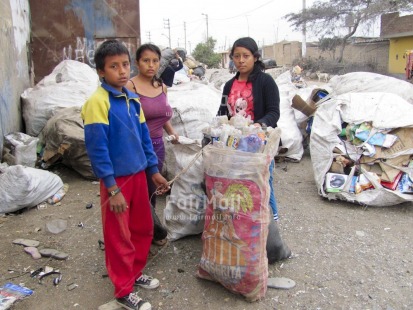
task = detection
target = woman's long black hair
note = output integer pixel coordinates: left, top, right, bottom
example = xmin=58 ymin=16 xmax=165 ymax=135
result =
xmin=230 ymin=37 xmax=265 ymax=82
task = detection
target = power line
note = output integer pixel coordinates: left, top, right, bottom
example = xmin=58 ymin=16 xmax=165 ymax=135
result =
xmin=210 ymin=0 xmax=274 ymax=21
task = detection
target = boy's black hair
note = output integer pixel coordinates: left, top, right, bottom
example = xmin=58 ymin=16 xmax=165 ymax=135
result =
xmin=94 ymin=39 xmax=130 ymax=71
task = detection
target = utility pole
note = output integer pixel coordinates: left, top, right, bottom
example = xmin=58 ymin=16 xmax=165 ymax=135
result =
xmin=302 ymin=0 xmax=307 ymax=58
xmin=245 ymin=15 xmax=250 ymax=37
xmin=163 ymin=18 xmax=171 ymax=48
xmin=184 ymin=22 xmax=187 ymax=50
xmin=201 ymin=13 xmax=208 ymax=43
xmin=188 ymin=41 xmax=191 ymax=54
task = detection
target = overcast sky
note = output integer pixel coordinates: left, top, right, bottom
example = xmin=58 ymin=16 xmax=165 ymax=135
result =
xmin=139 ymin=0 xmax=382 ymax=53
xmin=140 ymin=0 xmax=320 ymax=52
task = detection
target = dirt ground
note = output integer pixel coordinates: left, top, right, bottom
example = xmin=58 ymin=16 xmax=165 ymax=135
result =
xmin=2 ymin=72 xmax=413 ymax=309
xmin=1 ymin=146 xmax=413 ymax=310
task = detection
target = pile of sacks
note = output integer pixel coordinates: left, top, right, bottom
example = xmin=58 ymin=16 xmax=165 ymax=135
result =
xmin=308 ymin=72 xmax=413 ymax=207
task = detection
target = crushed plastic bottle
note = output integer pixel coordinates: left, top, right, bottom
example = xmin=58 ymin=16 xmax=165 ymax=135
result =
xmin=47 ymin=184 xmax=69 ymax=205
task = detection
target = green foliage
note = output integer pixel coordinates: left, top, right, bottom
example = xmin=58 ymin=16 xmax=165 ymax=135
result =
xmin=192 ymin=37 xmax=221 ymax=68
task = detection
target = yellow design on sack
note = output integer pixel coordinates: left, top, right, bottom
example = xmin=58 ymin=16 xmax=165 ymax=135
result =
xmin=223 ymin=184 xmax=253 ymax=213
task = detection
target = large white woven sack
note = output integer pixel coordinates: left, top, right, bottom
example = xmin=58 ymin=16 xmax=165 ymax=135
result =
xmin=310 ymin=92 xmax=413 ymax=207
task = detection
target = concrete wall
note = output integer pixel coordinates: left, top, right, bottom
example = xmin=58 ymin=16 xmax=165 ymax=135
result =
xmin=263 ymin=39 xmax=389 ymax=73
xmin=0 ymin=0 xmax=32 ymax=160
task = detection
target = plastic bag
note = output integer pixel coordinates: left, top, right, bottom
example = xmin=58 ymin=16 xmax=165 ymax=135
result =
xmin=197 ymin=145 xmax=271 ymax=301
xmin=0 ymin=165 xmax=63 ymax=213
xmin=3 ymin=132 xmax=39 ymax=167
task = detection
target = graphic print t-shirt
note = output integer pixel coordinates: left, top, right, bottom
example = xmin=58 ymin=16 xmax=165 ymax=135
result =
xmin=227 ymin=80 xmax=254 ymax=120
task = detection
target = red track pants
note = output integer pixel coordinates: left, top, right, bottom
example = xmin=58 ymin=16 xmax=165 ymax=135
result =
xmin=100 ymin=171 xmax=153 ymax=298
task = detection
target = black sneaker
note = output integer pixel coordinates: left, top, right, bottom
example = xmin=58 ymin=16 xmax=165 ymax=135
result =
xmin=116 ymin=292 xmax=151 ymax=310
xmin=134 ymin=274 xmax=160 ymax=289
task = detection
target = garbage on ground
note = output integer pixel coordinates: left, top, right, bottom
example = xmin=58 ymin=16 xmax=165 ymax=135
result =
xmin=328 ymin=71 xmax=413 ymax=104
xmin=163 ymin=81 xmax=220 ymax=180
xmin=0 ymin=165 xmax=63 ymax=214
xmin=98 ymin=240 xmax=105 ymax=251
xmin=197 ymin=127 xmax=281 ymax=301
xmin=67 ymin=283 xmax=78 ymax=291
xmin=0 ymin=282 xmax=33 ymax=310
xmin=310 ymin=91 xmax=413 ymax=207
xmin=290 ymin=65 xmax=306 ymax=88
xmin=46 ymin=219 xmax=68 ymax=234
xmin=40 ymin=106 xmax=95 ymax=179
xmin=163 ymin=137 xmax=205 ymax=241
xmin=47 ymin=184 xmax=69 ymax=205
xmin=39 ymin=248 xmax=69 ymax=260
xmin=12 ymin=239 xmax=40 ymax=247
xmin=3 ymin=132 xmax=39 ymax=167
xmin=21 ymin=60 xmax=99 ymax=137
xmin=273 ymin=71 xmax=308 ymax=161
xmin=291 ymin=87 xmax=330 ymax=149
xmin=157 ymin=48 xmax=177 ymax=77
xmin=38 ymin=270 xmax=62 ymax=285
xmin=24 ymin=247 xmax=41 ymax=260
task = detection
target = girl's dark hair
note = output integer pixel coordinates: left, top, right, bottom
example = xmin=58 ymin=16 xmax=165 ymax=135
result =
xmin=94 ymin=39 xmax=130 ymax=71
xmin=230 ymin=37 xmax=265 ymax=81
xmin=135 ymin=43 xmax=163 ymax=87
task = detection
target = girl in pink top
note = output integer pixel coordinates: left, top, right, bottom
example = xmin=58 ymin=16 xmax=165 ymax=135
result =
xmin=126 ymin=44 xmax=179 ymax=246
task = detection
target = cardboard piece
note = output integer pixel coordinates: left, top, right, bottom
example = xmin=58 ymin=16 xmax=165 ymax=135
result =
xmin=381 ymin=171 xmax=403 ymax=190
xmin=291 ymin=94 xmax=316 ymax=117
xmin=361 ymin=154 xmax=410 ymax=182
xmin=360 ymin=128 xmax=413 ymax=182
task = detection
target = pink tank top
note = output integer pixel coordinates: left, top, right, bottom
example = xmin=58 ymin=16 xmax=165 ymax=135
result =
xmin=130 ymin=81 xmax=173 ymax=138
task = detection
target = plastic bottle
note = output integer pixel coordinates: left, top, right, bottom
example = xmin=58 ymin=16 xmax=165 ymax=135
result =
xmin=210 ymin=127 xmax=218 ymax=145
xmin=47 ymin=184 xmax=69 ymax=205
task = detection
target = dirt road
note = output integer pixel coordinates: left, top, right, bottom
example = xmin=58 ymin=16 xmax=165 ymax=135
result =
xmin=1 ymin=147 xmax=412 ymax=310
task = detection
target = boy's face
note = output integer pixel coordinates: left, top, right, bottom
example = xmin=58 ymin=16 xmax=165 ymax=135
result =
xmin=98 ymin=54 xmax=130 ymax=92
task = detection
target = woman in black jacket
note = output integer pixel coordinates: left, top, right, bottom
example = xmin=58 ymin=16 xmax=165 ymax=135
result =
xmin=217 ymin=37 xmax=290 ymax=262
xmin=218 ymin=36 xmax=280 ymax=219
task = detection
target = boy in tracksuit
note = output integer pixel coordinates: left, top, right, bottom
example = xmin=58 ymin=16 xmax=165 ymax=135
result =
xmin=82 ymin=39 xmax=169 ymax=310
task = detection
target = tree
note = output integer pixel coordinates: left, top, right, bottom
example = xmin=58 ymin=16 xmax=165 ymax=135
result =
xmin=192 ymin=37 xmax=221 ymax=68
xmin=285 ymin=0 xmax=413 ymax=63
xmin=319 ymin=36 xmax=343 ymax=60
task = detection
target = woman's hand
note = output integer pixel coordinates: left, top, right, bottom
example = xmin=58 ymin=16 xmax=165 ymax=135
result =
xmin=152 ymin=173 xmax=170 ymax=194
xmin=171 ymin=133 xmax=179 ymax=144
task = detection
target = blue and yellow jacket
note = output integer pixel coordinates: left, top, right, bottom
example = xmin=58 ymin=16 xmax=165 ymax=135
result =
xmin=81 ymin=81 xmax=158 ymax=188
